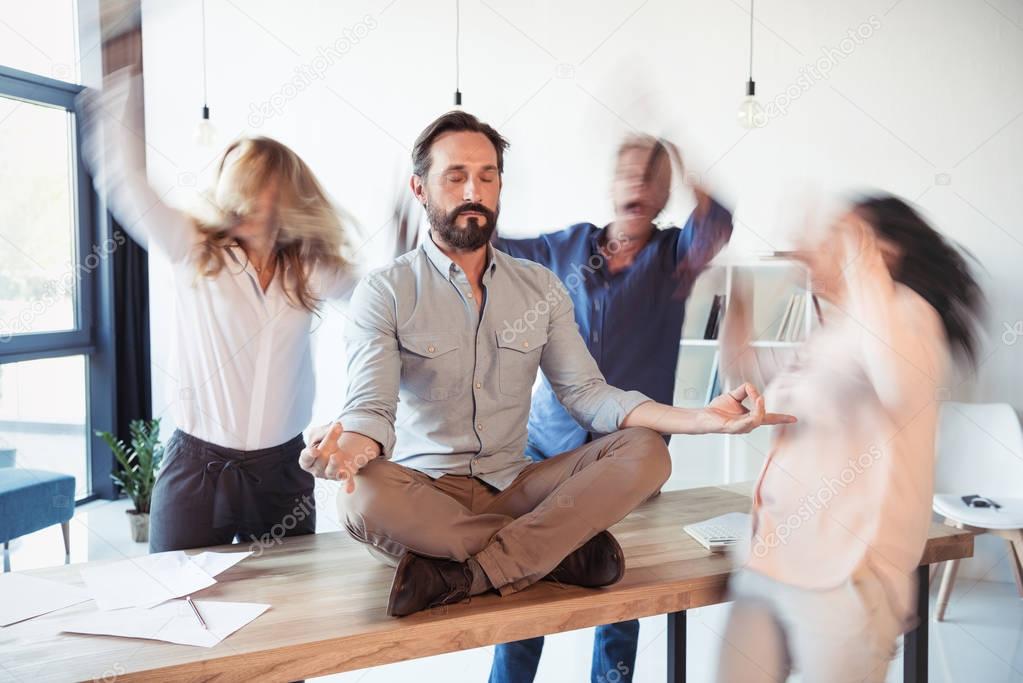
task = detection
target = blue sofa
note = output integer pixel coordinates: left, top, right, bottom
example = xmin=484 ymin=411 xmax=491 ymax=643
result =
xmin=0 ymin=469 xmax=75 ymax=572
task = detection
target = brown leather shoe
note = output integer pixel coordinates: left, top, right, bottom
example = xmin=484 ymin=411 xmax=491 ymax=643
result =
xmin=386 ymin=552 xmax=473 ymax=617
xmin=544 ymin=530 xmax=625 ymax=588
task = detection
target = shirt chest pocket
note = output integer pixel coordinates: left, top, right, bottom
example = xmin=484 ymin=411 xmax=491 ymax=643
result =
xmin=399 ymin=333 xmax=465 ymax=401
xmin=495 ymin=327 xmax=547 ymax=397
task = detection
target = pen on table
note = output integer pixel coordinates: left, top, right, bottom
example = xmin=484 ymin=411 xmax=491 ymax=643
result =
xmin=186 ymin=595 xmax=209 ymax=631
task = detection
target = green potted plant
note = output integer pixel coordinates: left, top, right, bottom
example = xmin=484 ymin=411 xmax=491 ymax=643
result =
xmin=95 ymin=418 xmax=164 ymax=543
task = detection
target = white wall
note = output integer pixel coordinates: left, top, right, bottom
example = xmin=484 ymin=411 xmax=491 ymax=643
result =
xmin=138 ymin=0 xmax=1023 ymax=584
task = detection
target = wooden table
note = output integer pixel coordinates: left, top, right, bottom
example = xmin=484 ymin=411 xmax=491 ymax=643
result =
xmin=0 ymin=485 xmax=974 ymax=682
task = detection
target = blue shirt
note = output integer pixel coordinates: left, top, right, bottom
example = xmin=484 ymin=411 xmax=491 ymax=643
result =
xmin=493 ymin=199 xmax=733 ymax=459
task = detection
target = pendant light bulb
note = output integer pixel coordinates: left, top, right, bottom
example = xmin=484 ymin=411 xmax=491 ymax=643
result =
xmin=195 ymin=0 xmax=215 ymax=146
xmin=737 ymin=80 xmax=764 ymax=129
xmin=194 ymin=105 xmax=216 ymax=146
xmin=737 ymin=0 xmax=765 ymax=129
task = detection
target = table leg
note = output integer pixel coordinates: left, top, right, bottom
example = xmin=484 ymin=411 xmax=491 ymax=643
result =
xmin=667 ymin=610 xmax=686 ymax=683
xmin=903 ymin=565 xmax=929 ymax=683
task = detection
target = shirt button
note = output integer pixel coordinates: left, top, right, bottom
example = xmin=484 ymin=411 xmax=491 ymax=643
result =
xmin=467 ymin=291 xmax=473 ymax=298
xmin=522 ymin=341 xmax=529 ymax=348
xmin=477 ymin=423 xmax=484 ymax=430
xmin=592 ymin=332 xmax=599 ymax=343
xmin=475 ymin=382 xmax=482 ymax=389
xmin=594 ymin=301 xmax=600 ymax=310
xmin=427 ymin=345 xmax=435 ymax=353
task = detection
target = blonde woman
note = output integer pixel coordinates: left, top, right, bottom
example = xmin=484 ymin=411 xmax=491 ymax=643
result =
xmin=81 ymin=71 xmax=362 ymax=552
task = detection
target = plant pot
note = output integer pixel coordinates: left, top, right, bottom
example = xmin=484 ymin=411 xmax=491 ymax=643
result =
xmin=127 ymin=510 xmax=150 ymax=543
xmin=0 ymin=447 xmax=15 ymax=468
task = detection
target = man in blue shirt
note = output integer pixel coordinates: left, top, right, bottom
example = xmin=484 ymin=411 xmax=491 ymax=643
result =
xmin=489 ymin=135 xmax=733 ymax=683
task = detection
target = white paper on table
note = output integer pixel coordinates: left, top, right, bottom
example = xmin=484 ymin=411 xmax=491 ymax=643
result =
xmin=187 ymin=551 xmax=253 ymax=578
xmin=61 ymin=599 xmax=270 ymax=647
xmin=80 ymin=551 xmax=217 ymax=610
xmin=0 ymin=573 xmax=92 ymax=626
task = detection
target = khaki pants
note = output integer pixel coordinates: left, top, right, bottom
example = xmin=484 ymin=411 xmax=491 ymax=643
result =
xmin=339 ymin=427 xmax=671 ymax=596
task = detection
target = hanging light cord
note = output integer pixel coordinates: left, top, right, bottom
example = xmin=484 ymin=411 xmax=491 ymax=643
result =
xmin=454 ymin=0 xmax=462 ymax=105
xmin=748 ymin=0 xmax=754 ymax=81
xmin=201 ymin=0 xmax=209 ymax=112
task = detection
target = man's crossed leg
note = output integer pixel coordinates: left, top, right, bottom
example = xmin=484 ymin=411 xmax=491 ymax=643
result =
xmin=339 ymin=427 xmax=670 ymax=615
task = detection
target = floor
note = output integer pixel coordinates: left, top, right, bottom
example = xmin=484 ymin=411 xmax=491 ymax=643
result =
xmin=5 ymin=495 xmax=1023 ymax=683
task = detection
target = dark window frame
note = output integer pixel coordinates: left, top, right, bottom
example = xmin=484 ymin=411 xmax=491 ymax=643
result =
xmin=0 ymin=41 xmax=118 ymax=502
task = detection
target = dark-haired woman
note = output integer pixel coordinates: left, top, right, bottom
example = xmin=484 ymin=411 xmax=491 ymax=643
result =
xmin=715 ymin=196 xmax=984 ymax=682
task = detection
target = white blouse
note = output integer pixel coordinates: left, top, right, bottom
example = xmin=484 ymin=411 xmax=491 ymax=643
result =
xmin=84 ymin=72 xmax=361 ymax=450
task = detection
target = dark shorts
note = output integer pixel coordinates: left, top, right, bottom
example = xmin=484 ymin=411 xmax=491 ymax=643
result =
xmin=148 ymin=430 xmax=316 ymax=553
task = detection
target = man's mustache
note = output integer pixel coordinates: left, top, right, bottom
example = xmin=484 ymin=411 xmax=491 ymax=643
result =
xmin=449 ymin=203 xmax=495 ymax=223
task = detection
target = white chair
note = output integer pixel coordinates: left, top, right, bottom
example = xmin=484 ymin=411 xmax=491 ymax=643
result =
xmin=932 ymin=402 xmax=1023 ymax=621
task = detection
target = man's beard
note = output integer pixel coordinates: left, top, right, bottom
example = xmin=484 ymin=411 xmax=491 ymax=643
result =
xmin=427 ymin=201 xmax=499 ymax=251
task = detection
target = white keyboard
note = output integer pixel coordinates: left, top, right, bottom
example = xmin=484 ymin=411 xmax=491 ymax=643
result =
xmin=683 ymin=512 xmax=750 ymax=552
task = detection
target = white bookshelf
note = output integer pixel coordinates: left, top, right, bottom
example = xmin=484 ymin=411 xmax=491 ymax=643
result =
xmin=669 ymin=255 xmax=815 ymax=487
xmin=678 ymin=340 xmax=806 ymax=349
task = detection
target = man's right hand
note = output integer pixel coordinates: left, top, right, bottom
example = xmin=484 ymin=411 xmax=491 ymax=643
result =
xmin=298 ymin=422 xmax=380 ymax=493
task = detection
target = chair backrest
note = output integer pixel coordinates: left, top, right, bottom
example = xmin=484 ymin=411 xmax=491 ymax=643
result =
xmin=934 ymin=402 xmax=1023 ymax=496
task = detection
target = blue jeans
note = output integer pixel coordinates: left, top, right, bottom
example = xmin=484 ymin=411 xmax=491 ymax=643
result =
xmin=489 ymin=619 xmax=639 ymax=683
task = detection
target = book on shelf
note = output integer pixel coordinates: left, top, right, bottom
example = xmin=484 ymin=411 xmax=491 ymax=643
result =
xmin=703 ymin=294 xmax=726 ymax=340
xmin=788 ymin=296 xmax=805 ymax=341
xmin=776 ymin=295 xmax=796 ymax=341
xmin=715 ymin=295 xmax=727 ymax=338
xmin=705 ymin=350 xmax=721 ymax=404
xmin=812 ymin=293 xmax=823 ymax=324
xmin=773 ymin=292 xmax=824 ymax=341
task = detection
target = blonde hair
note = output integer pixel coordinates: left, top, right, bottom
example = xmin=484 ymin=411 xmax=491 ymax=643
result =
xmin=193 ymin=136 xmax=351 ymax=312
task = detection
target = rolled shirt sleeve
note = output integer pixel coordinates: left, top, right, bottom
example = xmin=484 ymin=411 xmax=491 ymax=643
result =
xmin=338 ymin=275 xmax=400 ymax=457
xmin=674 ymin=195 xmax=734 ymax=266
xmin=539 ymin=270 xmax=650 ymax=433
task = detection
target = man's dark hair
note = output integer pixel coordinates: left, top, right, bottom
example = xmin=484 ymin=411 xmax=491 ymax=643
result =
xmin=411 ymin=110 xmax=510 ymax=178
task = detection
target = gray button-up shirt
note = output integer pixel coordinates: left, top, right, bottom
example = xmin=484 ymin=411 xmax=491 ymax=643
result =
xmin=339 ymin=234 xmax=651 ymax=490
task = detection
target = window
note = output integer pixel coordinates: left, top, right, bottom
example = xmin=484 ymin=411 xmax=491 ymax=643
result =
xmin=0 ymin=0 xmax=117 ymax=502
xmin=0 ymin=96 xmax=79 ymax=337
xmin=0 ymin=0 xmax=80 ymax=84
xmin=0 ymin=355 xmax=89 ymax=497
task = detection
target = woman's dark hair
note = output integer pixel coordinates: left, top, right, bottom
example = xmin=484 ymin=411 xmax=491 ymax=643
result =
xmin=853 ymin=194 xmax=985 ymax=365
xmin=411 ymin=111 xmax=510 ymax=178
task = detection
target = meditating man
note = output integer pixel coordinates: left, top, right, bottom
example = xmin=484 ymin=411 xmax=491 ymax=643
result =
xmin=299 ymin=111 xmax=793 ymax=617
